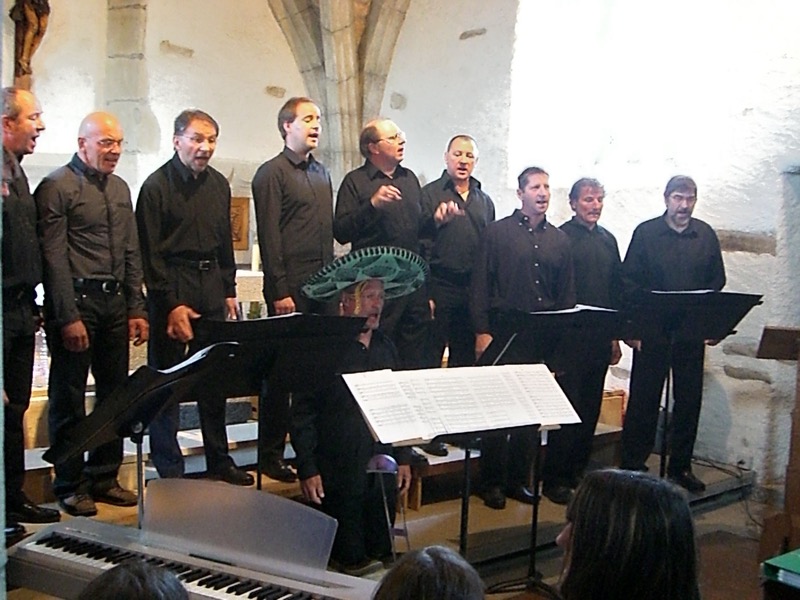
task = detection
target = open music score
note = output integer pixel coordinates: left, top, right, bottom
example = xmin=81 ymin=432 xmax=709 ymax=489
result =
xmin=343 ymin=364 xmax=580 ymax=446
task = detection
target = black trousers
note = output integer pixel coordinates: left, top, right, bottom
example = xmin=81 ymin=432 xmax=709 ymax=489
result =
xmin=620 ymin=339 xmax=705 ymax=474
xmin=380 ymin=286 xmax=435 ymax=370
xmin=320 ymin=471 xmax=397 ymax=566
xmin=3 ymin=317 xmax=35 ymax=508
xmin=480 ymin=426 xmax=536 ymax=492
xmin=47 ymin=290 xmax=128 ymax=498
xmin=430 ymin=277 xmax=475 ymax=368
xmin=147 ymin=265 xmax=233 ymax=477
xmin=542 ymin=342 xmax=611 ymax=487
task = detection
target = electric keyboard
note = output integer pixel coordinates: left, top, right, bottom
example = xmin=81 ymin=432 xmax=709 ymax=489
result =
xmin=7 ymin=518 xmax=377 ymax=599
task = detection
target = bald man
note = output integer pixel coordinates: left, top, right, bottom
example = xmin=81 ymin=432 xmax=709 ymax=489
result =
xmin=35 ymin=111 xmax=148 ymax=517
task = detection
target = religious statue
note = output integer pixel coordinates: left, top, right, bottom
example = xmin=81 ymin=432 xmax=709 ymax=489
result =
xmin=10 ymin=0 xmax=50 ymax=83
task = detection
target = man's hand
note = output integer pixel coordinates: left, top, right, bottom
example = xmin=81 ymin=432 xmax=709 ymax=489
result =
xmin=624 ymin=339 xmax=642 ymax=352
xmin=475 ymin=333 xmax=493 ymax=361
xmin=705 ymin=339 xmax=721 ymax=346
xmin=62 ymin=320 xmax=89 ymax=353
xmin=225 ymin=297 xmax=240 ymax=320
xmin=301 ymin=475 xmax=325 ymax=505
xmin=429 ymin=298 xmax=436 ymax=320
xmin=610 ymin=340 xmax=622 ymax=365
xmin=273 ymin=296 xmax=296 ymax=315
xmin=397 ymin=464 xmax=412 ymax=495
xmin=433 ymin=200 xmax=465 ymax=226
xmin=128 ymin=317 xmax=149 ymax=346
xmin=370 ymin=184 xmax=402 ymax=209
xmin=167 ymin=305 xmax=201 ymax=343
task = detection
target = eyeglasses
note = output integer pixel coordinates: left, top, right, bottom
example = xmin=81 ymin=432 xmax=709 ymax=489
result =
xmin=377 ymin=131 xmax=406 ymax=144
xmin=180 ymin=134 xmax=218 ymax=146
xmin=96 ymin=138 xmax=124 ymax=149
xmin=668 ymin=193 xmax=696 ymax=203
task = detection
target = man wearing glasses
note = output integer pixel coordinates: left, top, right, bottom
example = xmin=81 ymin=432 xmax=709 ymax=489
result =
xmin=334 ymin=118 xmax=433 ymax=370
xmin=136 ymin=109 xmax=253 ymax=487
xmin=620 ymin=175 xmax=726 ymax=493
xmin=35 ymin=111 xmax=149 ymax=516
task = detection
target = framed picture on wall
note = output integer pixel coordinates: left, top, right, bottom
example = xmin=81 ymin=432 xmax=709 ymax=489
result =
xmin=230 ymin=196 xmax=249 ymax=251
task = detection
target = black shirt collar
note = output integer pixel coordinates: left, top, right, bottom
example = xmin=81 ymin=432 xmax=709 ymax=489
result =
xmin=69 ymin=153 xmax=108 ymax=183
xmin=282 ymin=146 xmax=317 ymax=168
xmin=514 ymin=209 xmax=548 ymax=230
xmin=365 ymin=159 xmax=406 ymax=181
xmin=170 ymin=152 xmax=208 ymax=184
xmin=658 ymin=212 xmax=698 ymax=236
xmin=439 ymin=170 xmax=482 ymax=193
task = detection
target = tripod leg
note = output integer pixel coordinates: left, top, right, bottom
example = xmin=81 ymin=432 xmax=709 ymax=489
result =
xmin=459 ymin=447 xmax=472 ymax=556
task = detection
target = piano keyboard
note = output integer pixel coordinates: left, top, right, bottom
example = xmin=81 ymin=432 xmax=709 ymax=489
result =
xmin=7 ymin=519 xmax=376 ymax=600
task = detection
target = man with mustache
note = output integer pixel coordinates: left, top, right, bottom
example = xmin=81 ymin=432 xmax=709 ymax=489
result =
xmin=540 ymin=178 xmax=623 ymax=505
xmin=2 ymin=87 xmax=60 ymax=535
xmin=35 ymin=111 xmax=149 ymax=516
xmin=136 ymin=109 xmax=253 ymax=487
xmin=334 ymin=118 xmax=432 ymax=370
xmin=620 ymin=175 xmax=725 ymax=493
xmin=470 ymin=166 xmax=576 ymax=510
xmin=251 ymin=97 xmax=334 ymax=483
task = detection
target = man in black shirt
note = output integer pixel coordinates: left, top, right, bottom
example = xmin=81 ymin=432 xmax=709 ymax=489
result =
xmin=251 ymin=97 xmax=334 ymax=482
xmin=620 ymin=175 xmax=726 ymax=493
xmin=36 ymin=111 xmax=149 ymax=517
xmin=470 ymin=166 xmax=576 ymax=510
xmin=541 ymin=178 xmax=622 ymax=505
xmin=2 ymin=87 xmax=60 ymax=533
xmin=136 ymin=109 xmax=253 ymax=487
xmin=421 ymin=134 xmax=495 ymax=369
xmin=334 ymin=119 xmax=432 ymax=370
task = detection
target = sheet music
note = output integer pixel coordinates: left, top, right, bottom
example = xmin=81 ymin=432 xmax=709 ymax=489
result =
xmin=343 ymin=364 xmax=579 ymax=444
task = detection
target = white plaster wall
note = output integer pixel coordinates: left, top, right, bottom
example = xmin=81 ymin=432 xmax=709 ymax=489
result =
xmin=380 ymin=0 xmax=519 ymax=206
xmin=139 ymin=0 xmax=306 ymax=196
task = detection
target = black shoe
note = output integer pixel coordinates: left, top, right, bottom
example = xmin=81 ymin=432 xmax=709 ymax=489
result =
xmin=58 ymin=493 xmax=98 ymax=517
xmin=419 ymin=442 xmax=449 ymax=457
xmin=212 ymin=465 xmax=255 ymax=486
xmin=668 ymin=470 xmax=706 ymax=494
xmin=509 ymin=485 xmax=536 ymax=505
xmin=5 ymin=521 xmax=26 ymax=547
xmin=332 ymin=557 xmax=384 ymax=577
xmin=261 ymin=459 xmax=297 ymax=483
xmin=93 ymin=484 xmax=137 ymax=507
xmin=542 ymin=484 xmax=573 ymax=506
xmin=482 ymin=486 xmax=506 ymax=510
xmin=7 ymin=495 xmax=61 ymax=523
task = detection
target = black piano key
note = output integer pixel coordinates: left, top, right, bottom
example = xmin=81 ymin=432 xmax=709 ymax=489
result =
xmin=229 ymin=580 xmax=260 ymax=595
xmin=182 ymin=568 xmax=211 ymax=583
xmin=212 ymin=575 xmax=238 ymax=590
xmin=249 ymin=585 xmax=278 ymax=599
xmin=261 ymin=588 xmax=292 ymax=600
xmin=287 ymin=593 xmax=312 ymax=600
xmin=197 ymin=573 xmax=224 ymax=587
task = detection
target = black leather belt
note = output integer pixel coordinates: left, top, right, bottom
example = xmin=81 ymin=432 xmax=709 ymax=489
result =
xmin=167 ymin=257 xmax=217 ymax=271
xmin=73 ymin=279 xmax=122 ymax=294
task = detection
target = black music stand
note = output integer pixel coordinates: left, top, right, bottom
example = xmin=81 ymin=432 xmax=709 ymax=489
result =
xmin=43 ymin=342 xmax=241 ymax=529
xmin=192 ymin=313 xmax=366 ymax=489
xmin=620 ymin=291 xmax=762 ymax=478
xmin=478 ymin=306 xmax=621 ymax=596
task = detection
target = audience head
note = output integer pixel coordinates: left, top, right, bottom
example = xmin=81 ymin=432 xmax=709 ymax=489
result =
xmin=173 ymin=109 xmax=219 ymax=175
xmin=568 ymin=177 xmax=605 ymax=229
xmin=557 ymin=469 xmax=700 ymax=600
xmin=340 ymin=278 xmax=385 ymax=331
xmin=78 ymin=112 xmax=124 ymax=175
xmin=373 ymin=545 xmax=484 ymax=600
xmin=77 ymin=560 xmax=189 ymax=600
xmin=444 ymin=134 xmax=478 ymax=186
xmin=2 ymin=86 xmax=45 ymax=156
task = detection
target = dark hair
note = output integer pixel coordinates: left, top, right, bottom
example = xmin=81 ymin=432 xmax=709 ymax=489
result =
xmin=373 ymin=545 xmax=484 ymax=600
xmin=173 ymin=109 xmax=219 ymax=137
xmin=277 ymin=96 xmax=314 ymax=139
xmin=664 ymin=175 xmax=697 ymax=198
xmin=359 ymin=119 xmax=385 ymax=159
xmin=568 ymin=178 xmax=604 ymax=202
xmin=560 ymin=469 xmax=700 ymax=600
xmin=2 ymin=87 xmax=24 ymax=120
xmin=517 ymin=166 xmax=549 ymax=190
xmin=446 ymin=134 xmax=477 ymax=152
xmin=77 ymin=561 xmax=189 ymax=600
